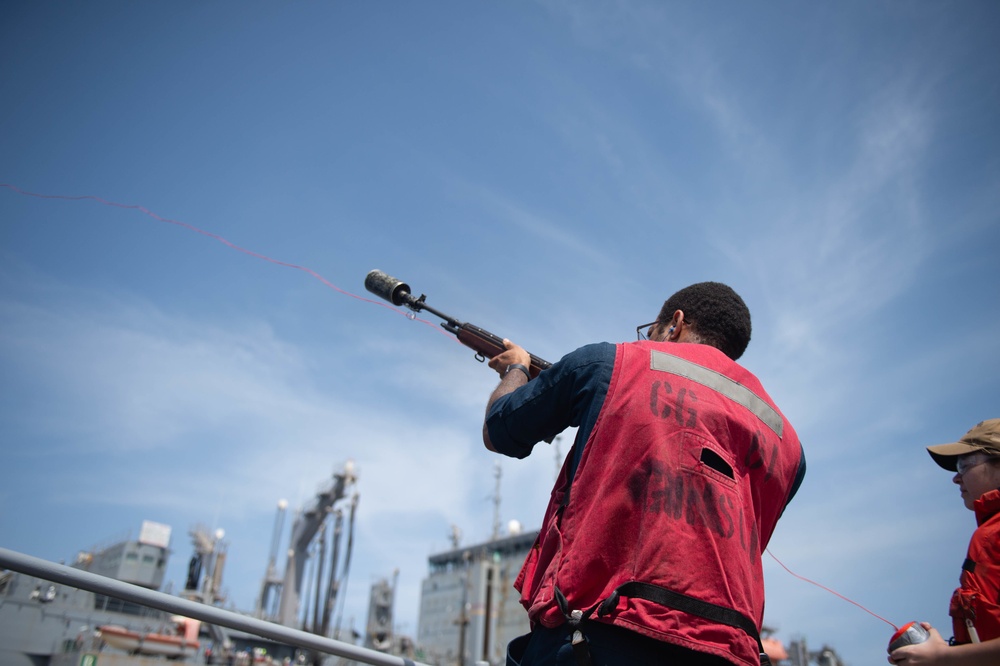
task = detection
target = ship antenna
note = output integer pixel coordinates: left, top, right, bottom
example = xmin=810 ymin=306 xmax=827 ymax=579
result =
xmin=491 ymin=462 xmax=502 ymax=540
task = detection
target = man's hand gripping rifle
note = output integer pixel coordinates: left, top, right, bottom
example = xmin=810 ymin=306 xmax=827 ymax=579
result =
xmin=365 ymin=269 xmax=551 ymax=378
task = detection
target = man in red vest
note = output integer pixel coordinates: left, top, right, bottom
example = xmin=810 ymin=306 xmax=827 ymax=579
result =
xmin=889 ymin=419 xmax=1000 ymax=665
xmin=484 ymin=282 xmax=805 ymax=666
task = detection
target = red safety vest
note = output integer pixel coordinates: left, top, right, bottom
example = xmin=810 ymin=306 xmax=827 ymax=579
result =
xmin=515 ymin=342 xmax=803 ymax=666
xmin=950 ymin=488 xmax=1000 ymax=643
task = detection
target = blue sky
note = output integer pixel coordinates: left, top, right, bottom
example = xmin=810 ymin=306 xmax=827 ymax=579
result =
xmin=2 ymin=1 xmax=998 ymax=664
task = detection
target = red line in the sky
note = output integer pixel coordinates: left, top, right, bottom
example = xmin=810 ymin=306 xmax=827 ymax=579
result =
xmin=1 ymin=182 xmax=448 ymax=338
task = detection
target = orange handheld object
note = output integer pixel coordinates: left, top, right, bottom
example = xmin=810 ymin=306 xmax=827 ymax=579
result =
xmin=888 ymin=622 xmax=930 ymax=653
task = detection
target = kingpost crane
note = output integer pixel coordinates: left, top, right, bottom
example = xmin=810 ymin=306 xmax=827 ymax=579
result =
xmin=276 ymin=462 xmax=357 ymax=628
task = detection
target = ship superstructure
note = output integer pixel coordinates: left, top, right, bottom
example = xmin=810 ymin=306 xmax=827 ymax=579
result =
xmin=416 ymin=527 xmax=538 ymax=666
xmin=0 ymin=464 xmax=362 ymax=666
xmin=0 ymin=520 xmax=174 ymax=666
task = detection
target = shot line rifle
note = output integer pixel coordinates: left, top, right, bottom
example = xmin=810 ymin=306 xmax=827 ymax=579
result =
xmin=364 ymin=269 xmax=551 ymax=378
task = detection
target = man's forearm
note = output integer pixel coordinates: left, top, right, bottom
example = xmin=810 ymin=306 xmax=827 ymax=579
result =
xmin=483 ymin=369 xmax=529 ymax=451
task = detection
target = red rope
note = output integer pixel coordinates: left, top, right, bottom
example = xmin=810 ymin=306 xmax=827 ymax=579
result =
xmin=1 ymin=182 xmax=450 ymax=340
xmin=767 ymin=548 xmax=897 ymax=630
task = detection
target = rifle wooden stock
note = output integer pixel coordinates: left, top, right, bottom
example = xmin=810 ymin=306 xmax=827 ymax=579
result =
xmin=456 ymin=324 xmax=551 ymax=378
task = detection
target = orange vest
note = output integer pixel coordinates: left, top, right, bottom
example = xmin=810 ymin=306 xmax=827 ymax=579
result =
xmin=950 ymin=489 xmax=1000 ymax=643
xmin=515 ymin=342 xmax=803 ymax=666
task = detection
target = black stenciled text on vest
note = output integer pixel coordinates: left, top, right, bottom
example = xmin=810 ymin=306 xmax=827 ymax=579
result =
xmin=642 ymin=458 xmax=736 ymax=540
xmin=649 ymin=379 xmax=699 ymax=427
xmin=744 ymin=430 xmax=778 ymax=484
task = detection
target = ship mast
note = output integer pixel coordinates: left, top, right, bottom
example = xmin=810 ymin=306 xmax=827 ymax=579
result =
xmin=491 ymin=462 xmax=502 ymax=541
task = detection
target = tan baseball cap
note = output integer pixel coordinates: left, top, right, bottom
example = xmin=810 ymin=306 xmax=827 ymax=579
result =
xmin=927 ymin=419 xmax=1000 ymax=471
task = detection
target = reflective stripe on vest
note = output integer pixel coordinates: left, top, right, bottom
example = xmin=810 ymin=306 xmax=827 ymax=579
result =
xmin=651 ymin=350 xmax=784 ymax=438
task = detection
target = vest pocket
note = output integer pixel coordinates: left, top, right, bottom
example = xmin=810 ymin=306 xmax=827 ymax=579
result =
xmin=636 ymin=432 xmax=743 ymax=549
xmin=679 ymin=431 xmax=737 ymax=491
xmin=701 ymin=447 xmax=734 ymax=479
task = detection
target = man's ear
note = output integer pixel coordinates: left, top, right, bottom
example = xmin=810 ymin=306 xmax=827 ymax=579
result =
xmin=669 ymin=310 xmax=685 ymax=341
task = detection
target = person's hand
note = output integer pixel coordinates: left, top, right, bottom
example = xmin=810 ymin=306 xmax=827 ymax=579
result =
xmin=487 ymin=339 xmax=531 ymax=378
xmin=888 ymin=624 xmax=949 ymax=665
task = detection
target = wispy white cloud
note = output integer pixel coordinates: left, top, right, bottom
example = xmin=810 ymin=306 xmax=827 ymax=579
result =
xmin=0 ymin=270 xmax=555 ymax=615
xmin=3 ymin=5 xmax=996 ymax=665
xmin=443 ymin=176 xmax=616 ymax=270
xmin=1 ymin=296 xmax=305 ymax=454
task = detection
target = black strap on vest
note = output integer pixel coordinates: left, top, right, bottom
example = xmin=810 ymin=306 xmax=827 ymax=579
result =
xmin=597 ymin=581 xmax=771 ymax=666
xmin=555 ymin=586 xmax=599 ymax=666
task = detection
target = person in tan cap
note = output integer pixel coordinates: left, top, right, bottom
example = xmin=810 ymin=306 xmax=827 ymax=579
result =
xmin=889 ymin=419 xmax=1000 ymax=665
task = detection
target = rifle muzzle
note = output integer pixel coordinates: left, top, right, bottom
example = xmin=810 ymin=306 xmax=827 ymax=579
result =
xmin=365 ymin=269 xmax=413 ymax=307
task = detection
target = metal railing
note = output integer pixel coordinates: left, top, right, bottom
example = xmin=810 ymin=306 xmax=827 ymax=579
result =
xmin=0 ymin=546 xmax=430 ymax=666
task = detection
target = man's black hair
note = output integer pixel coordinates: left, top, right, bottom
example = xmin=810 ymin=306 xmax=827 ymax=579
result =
xmin=657 ymin=282 xmax=752 ymax=360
